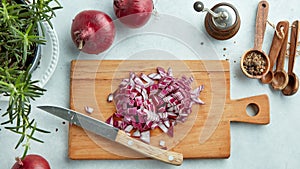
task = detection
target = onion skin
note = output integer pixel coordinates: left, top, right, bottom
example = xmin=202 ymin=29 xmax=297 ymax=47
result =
xmin=11 ymin=154 xmax=50 ymax=169
xmin=113 ymin=0 xmax=153 ymax=28
xmin=71 ymin=10 xmax=115 ymax=54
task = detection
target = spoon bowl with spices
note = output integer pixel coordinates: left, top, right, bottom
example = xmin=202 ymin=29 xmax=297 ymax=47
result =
xmin=241 ymin=50 xmax=270 ymax=78
xmin=241 ymin=1 xmax=270 ymax=79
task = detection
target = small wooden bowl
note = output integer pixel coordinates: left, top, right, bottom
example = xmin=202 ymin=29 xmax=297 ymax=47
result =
xmin=240 ymin=49 xmax=270 ymax=79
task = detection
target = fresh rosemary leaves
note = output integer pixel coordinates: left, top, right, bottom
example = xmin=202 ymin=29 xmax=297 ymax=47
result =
xmin=0 ymin=0 xmax=61 ymax=158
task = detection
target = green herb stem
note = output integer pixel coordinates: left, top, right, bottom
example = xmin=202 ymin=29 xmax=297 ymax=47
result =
xmin=0 ymin=0 xmax=61 ymax=157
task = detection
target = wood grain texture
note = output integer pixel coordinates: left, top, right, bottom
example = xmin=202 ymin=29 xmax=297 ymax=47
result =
xmin=268 ymin=22 xmax=287 ymax=71
xmin=287 ymin=20 xmax=299 ymax=75
xmin=274 ymin=21 xmax=289 ymax=72
xmin=69 ymin=60 xmax=270 ymax=160
xmin=272 ymin=22 xmax=289 ymax=90
xmin=260 ymin=21 xmax=287 ymax=84
xmin=254 ymin=0 xmax=269 ymax=50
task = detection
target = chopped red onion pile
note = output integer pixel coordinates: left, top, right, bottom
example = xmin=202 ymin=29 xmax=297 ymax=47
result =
xmin=106 ymin=67 xmax=204 ymax=144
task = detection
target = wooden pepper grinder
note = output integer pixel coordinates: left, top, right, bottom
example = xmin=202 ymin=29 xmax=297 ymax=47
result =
xmin=194 ymin=1 xmax=241 ymax=40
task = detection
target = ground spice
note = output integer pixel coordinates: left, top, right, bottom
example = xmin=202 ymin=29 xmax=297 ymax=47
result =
xmin=243 ymin=52 xmax=267 ymax=75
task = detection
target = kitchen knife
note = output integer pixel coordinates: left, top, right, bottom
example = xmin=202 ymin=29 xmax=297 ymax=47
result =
xmin=37 ymin=105 xmax=183 ymax=165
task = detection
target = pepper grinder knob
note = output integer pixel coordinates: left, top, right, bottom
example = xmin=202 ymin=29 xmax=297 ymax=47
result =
xmin=194 ymin=1 xmax=205 ymax=12
xmin=193 ymin=1 xmax=241 ymax=40
xmin=194 ymin=1 xmax=222 ymax=18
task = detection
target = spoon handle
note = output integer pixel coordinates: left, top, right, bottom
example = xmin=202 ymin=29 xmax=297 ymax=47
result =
xmin=254 ymin=1 xmax=269 ymax=51
xmin=268 ymin=22 xmax=286 ymax=70
xmin=275 ymin=21 xmax=289 ymax=72
xmin=288 ymin=20 xmax=300 ymax=74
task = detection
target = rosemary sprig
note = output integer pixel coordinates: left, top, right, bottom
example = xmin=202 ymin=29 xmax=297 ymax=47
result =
xmin=0 ymin=66 xmax=49 ymax=158
xmin=0 ymin=0 xmax=61 ymax=158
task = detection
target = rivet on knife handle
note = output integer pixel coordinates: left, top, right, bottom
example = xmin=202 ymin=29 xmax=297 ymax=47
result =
xmin=115 ymin=130 xmax=183 ymax=166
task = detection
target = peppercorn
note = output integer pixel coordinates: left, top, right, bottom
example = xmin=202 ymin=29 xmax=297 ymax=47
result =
xmin=243 ymin=52 xmax=267 ymax=75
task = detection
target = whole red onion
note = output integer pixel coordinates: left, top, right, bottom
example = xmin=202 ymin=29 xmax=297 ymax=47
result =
xmin=11 ymin=154 xmax=50 ymax=169
xmin=113 ymin=0 xmax=153 ymax=28
xmin=71 ymin=10 xmax=116 ymax=54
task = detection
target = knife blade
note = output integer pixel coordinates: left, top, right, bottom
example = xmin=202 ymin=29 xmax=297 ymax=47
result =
xmin=37 ymin=105 xmax=183 ymax=165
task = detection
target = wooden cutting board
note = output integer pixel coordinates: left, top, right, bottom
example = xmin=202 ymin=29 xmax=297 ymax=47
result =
xmin=69 ymin=60 xmax=269 ymax=159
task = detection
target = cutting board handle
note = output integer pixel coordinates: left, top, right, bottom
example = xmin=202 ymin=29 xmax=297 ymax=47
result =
xmin=226 ymin=94 xmax=270 ymax=124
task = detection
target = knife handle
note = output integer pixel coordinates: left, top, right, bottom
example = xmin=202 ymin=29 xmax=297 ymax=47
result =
xmin=115 ymin=130 xmax=183 ymax=165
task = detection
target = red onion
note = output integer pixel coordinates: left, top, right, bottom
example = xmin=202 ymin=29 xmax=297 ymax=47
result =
xmin=113 ymin=0 xmax=153 ymax=28
xmin=11 ymin=154 xmax=50 ymax=169
xmin=71 ymin=10 xmax=115 ymax=54
xmin=106 ymin=67 xmax=204 ymax=143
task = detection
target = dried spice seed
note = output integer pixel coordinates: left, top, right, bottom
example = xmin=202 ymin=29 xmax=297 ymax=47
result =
xmin=243 ymin=52 xmax=267 ymax=76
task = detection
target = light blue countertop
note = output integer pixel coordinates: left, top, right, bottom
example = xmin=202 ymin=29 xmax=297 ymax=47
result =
xmin=1 ymin=0 xmax=300 ymax=168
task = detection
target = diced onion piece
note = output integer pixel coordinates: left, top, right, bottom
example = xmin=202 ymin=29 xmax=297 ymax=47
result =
xmin=140 ymin=131 xmax=150 ymax=144
xmin=84 ymin=106 xmax=94 ymax=114
xmin=124 ymin=125 xmax=134 ymax=133
xmin=106 ymin=67 xmax=204 ymax=141
xmin=164 ymin=120 xmax=170 ymax=128
xmin=106 ymin=115 xmax=114 ymax=125
xmin=167 ymin=67 xmax=173 ymax=76
xmin=148 ymin=73 xmax=162 ymax=80
xmin=158 ymin=122 xmax=168 ymax=133
xmin=167 ymin=125 xmax=174 ymax=137
xmin=157 ymin=67 xmax=167 ymax=77
xmin=132 ymin=130 xmax=141 ymax=138
xmin=107 ymin=93 xmax=114 ymax=102
xmin=159 ymin=140 xmax=166 ymax=147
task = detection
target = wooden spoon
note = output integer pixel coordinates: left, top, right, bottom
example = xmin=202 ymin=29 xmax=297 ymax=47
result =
xmin=271 ymin=21 xmax=290 ymax=90
xmin=261 ymin=21 xmax=286 ymax=84
xmin=241 ymin=1 xmax=270 ymax=79
xmin=282 ymin=20 xmax=300 ymax=96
